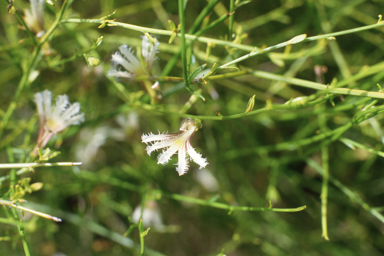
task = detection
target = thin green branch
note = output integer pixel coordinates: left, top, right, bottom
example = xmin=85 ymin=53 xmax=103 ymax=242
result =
xmin=0 ymin=199 xmax=62 ymax=222
xmin=178 ymin=0 xmax=189 ymax=88
xmin=0 ymin=162 xmax=82 ymax=169
xmin=60 ymin=18 xmax=255 ymax=51
xmin=252 ymin=70 xmax=384 ymax=99
xmin=0 ymin=162 xmax=82 ymax=184
xmin=228 ymin=0 xmax=235 ymax=40
xmin=61 ymin=17 xmax=384 ymax=65
xmin=163 ymin=192 xmax=306 ymax=213
xmin=307 ymin=158 xmax=384 ymax=225
xmin=320 ymin=140 xmax=330 ymax=241
xmin=76 ymin=170 xmax=306 ymax=213
xmin=339 ymin=138 xmax=384 ymax=157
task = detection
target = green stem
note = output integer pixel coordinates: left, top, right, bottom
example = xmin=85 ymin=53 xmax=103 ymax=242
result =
xmin=61 ymin=17 xmax=384 ymax=57
xmin=252 ymin=70 xmax=384 ymax=99
xmin=162 ymin=191 xmax=306 ymax=213
xmin=7 ymin=148 xmax=31 ymax=256
xmin=162 ymin=0 xmax=221 ymax=76
xmin=228 ymin=0 xmax=235 ymax=40
xmin=0 ymin=162 xmax=82 ymax=169
xmin=339 ymin=138 xmax=384 ymax=157
xmin=319 ymin=115 xmax=330 ymax=241
xmin=307 ymin=158 xmax=384 ymax=224
xmin=0 ymin=199 xmax=62 ymax=222
xmin=0 ymin=0 xmax=70 ymax=141
xmin=76 ymin=170 xmax=306 ymax=213
xmin=178 ymin=0 xmax=189 ymax=89
xmin=0 ymin=162 xmax=82 ymax=185
xmin=14 ymin=8 xmax=37 ymax=46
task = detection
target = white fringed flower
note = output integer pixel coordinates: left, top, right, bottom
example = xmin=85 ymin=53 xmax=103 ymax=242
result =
xmin=108 ymin=36 xmax=159 ymax=79
xmin=33 ymin=90 xmax=84 ymax=155
xmin=141 ymin=118 xmax=208 ymax=176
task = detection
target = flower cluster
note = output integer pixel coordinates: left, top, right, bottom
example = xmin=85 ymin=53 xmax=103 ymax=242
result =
xmin=108 ymin=36 xmax=159 ymax=79
xmin=141 ymin=118 xmax=208 ymax=176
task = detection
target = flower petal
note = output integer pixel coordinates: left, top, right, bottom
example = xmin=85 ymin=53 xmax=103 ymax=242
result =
xmin=157 ymin=144 xmax=179 ymax=165
xmin=141 ymin=36 xmax=159 ymax=71
xmin=186 ymin=141 xmax=208 ymax=168
xmin=145 ymin=139 xmax=175 ymax=155
xmin=42 ymin=90 xmax=52 ymax=119
xmin=107 ymin=69 xmax=135 ymax=79
xmin=176 ymin=142 xmax=189 ymax=176
xmin=116 ymin=45 xmax=142 ymax=74
xmin=141 ymin=132 xmax=175 ymax=143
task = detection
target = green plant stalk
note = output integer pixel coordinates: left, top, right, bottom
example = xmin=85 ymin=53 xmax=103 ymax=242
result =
xmin=139 ymin=219 xmax=145 ymax=256
xmin=307 ymin=158 xmax=384 ymax=224
xmin=316 ymin=1 xmax=352 ymax=80
xmin=178 ymin=0 xmax=192 ymax=92
xmin=0 ymin=162 xmax=82 ymax=169
xmin=226 ymin=104 xmax=384 ymax=159
xmin=0 ymin=199 xmax=62 ymax=222
xmin=137 ymin=88 xmax=368 ymax=122
xmin=162 ymin=0 xmax=221 ymax=76
xmin=163 ymin=192 xmax=306 ymax=213
xmin=225 ymin=122 xmax=353 ymax=158
xmin=220 ymin=23 xmax=384 ymax=68
xmin=13 ymin=8 xmax=38 ymax=46
xmin=320 ymin=145 xmax=330 ymax=240
xmin=0 ymin=162 xmax=82 ymax=185
xmin=62 ymin=18 xmax=255 ymax=51
xmin=0 ymin=0 xmax=70 ymax=141
xmin=252 ymin=70 xmax=384 ymax=99
xmin=76 ymin=170 xmax=306 ymax=213
xmin=241 ymin=4 xmax=294 ymax=31
xmin=0 ymin=217 xmax=23 ymax=226
xmin=318 ymin=104 xmax=330 ymax=241
xmin=52 ymin=40 xmax=102 ymax=67
xmin=228 ymin=0 xmax=235 ymax=40
xmin=135 ymin=94 xmax=324 ymax=120
xmin=189 ymin=0 xmax=221 ymax=34
xmin=7 ymin=148 xmax=31 ymax=256
xmin=61 ymin=17 xmax=384 ymax=58
xmin=339 ymin=138 xmax=384 ymax=157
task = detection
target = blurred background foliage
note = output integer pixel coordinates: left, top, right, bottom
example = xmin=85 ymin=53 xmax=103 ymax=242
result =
xmin=1 ymin=0 xmax=384 ymax=255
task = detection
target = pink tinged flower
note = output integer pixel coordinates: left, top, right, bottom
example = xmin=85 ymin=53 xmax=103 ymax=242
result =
xmin=33 ymin=90 xmax=84 ymax=155
xmin=34 ymin=90 xmax=84 ymax=133
xmin=108 ymin=36 xmax=159 ymax=79
xmin=141 ymin=118 xmax=208 ymax=176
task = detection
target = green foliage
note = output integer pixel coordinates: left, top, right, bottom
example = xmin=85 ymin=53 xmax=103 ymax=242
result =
xmin=1 ymin=0 xmax=384 ymax=255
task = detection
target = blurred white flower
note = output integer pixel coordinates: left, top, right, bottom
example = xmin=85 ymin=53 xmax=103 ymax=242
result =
xmin=194 ymin=168 xmax=219 ymax=192
xmin=33 ymin=90 xmax=84 ymax=154
xmin=132 ymin=201 xmax=163 ymax=228
xmin=141 ymin=118 xmax=208 ymax=176
xmin=74 ymin=127 xmax=109 ymax=167
xmin=113 ymin=112 xmax=140 ymax=140
xmin=24 ymin=0 xmax=45 ymax=37
xmin=108 ymin=36 xmax=159 ymax=79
